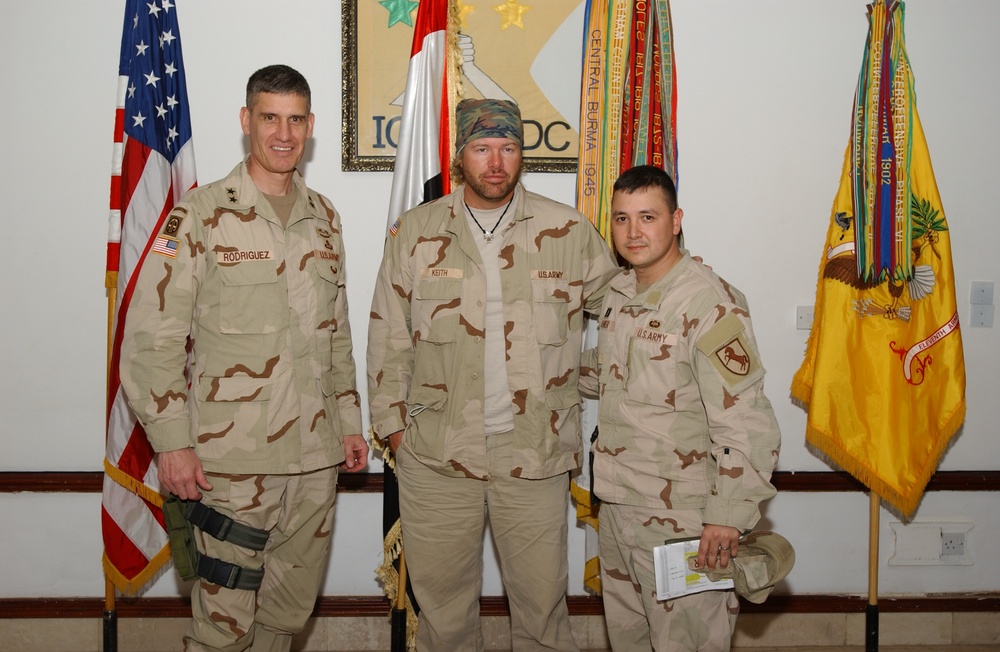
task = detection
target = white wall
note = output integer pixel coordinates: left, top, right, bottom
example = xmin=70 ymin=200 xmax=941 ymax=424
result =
xmin=1 ymin=0 xmax=997 ymax=599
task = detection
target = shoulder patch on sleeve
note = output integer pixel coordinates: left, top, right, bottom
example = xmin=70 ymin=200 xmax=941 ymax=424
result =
xmin=162 ymin=209 xmax=186 ymax=236
xmin=151 ymin=234 xmax=180 ymax=258
xmin=388 ymin=216 xmax=402 ymax=238
xmin=696 ymin=312 xmax=762 ymax=386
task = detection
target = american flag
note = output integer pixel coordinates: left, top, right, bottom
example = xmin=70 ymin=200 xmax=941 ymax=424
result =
xmin=102 ymin=0 xmax=196 ymax=594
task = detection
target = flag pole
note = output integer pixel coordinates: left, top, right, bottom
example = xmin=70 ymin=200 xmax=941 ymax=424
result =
xmin=104 ymin=277 xmax=119 ymax=652
xmin=380 ymin=1 xmax=455 ymax=644
xmin=104 ymin=577 xmax=118 ymax=652
xmin=866 ymin=491 xmax=879 ymax=652
xmin=390 ymin=549 xmax=408 ymax=652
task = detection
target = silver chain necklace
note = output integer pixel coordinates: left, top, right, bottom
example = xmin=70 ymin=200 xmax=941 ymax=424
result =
xmin=465 ymin=194 xmax=514 ymax=243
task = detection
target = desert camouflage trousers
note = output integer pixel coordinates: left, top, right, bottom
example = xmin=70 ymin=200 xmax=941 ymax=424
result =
xmin=183 ymin=467 xmax=339 ymax=652
xmin=397 ymin=432 xmax=578 ymax=651
xmin=598 ymin=503 xmax=739 ymax=652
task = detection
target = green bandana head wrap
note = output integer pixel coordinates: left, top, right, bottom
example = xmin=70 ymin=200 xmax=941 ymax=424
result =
xmin=455 ymin=98 xmax=523 ymax=153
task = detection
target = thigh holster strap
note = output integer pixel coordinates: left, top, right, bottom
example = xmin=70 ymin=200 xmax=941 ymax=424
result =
xmin=182 ymin=500 xmax=269 ymax=551
xmin=163 ymin=494 xmax=270 ymax=590
xmin=196 ymin=554 xmax=265 ymax=591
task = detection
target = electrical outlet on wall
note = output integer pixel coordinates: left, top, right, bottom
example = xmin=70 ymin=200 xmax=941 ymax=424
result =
xmin=942 ymin=531 xmax=966 ymax=556
xmin=889 ymin=521 xmax=974 ymax=566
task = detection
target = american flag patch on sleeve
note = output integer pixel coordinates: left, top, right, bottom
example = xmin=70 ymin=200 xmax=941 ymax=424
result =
xmin=152 ymin=235 xmax=180 ymax=258
xmin=388 ymin=216 xmax=401 ymax=238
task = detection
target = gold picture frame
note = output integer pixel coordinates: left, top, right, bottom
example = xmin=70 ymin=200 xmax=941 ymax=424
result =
xmin=341 ymin=0 xmax=583 ymax=173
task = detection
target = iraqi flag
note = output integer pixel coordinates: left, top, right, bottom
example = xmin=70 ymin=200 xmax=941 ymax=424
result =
xmin=385 ymin=0 xmax=456 ymax=235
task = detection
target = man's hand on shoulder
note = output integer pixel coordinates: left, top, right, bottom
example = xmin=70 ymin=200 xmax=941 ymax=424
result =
xmin=341 ymin=434 xmax=370 ymax=472
xmin=157 ymin=448 xmax=213 ymax=500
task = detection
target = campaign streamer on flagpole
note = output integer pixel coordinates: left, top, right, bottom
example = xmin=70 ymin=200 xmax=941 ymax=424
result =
xmin=577 ymin=0 xmax=678 ymax=248
xmin=103 ymin=0 xmax=197 ymax=594
xmin=574 ymin=0 xmax=679 ymax=594
xmin=791 ymin=0 xmax=965 ymax=517
xmin=375 ymin=1 xmax=459 ymax=647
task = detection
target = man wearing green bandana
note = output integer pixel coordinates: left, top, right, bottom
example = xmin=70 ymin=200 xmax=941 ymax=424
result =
xmin=368 ymin=98 xmax=620 ymax=651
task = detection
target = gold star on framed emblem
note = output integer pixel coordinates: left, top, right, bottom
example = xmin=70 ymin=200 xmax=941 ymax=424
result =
xmin=494 ymin=0 xmax=530 ymax=30
xmin=456 ymin=0 xmax=474 ymax=29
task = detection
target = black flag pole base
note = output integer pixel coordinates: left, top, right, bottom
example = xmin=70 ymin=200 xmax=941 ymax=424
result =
xmin=866 ymin=603 xmax=878 ymax=652
xmin=390 ymin=606 xmax=407 ymax=652
xmin=390 ymin=548 xmax=409 ymax=652
xmin=103 ymin=609 xmax=118 ymax=652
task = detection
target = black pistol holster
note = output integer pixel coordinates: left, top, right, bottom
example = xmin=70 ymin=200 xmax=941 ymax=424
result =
xmin=162 ymin=494 xmax=269 ymax=591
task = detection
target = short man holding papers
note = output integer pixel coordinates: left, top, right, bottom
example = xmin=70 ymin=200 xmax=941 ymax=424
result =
xmin=580 ymin=166 xmax=781 ymax=650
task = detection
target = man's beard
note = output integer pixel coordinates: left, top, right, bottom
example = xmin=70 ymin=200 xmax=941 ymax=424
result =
xmin=462 ymin=162 xmax=523 ymax=204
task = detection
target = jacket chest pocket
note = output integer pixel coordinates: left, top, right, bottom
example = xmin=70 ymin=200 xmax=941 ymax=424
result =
xmin=625 ymin=329 xmax=680 ymax=409
xmin=314 ymin=260 xmax=342 ymax=332
xmin=531 ymin=279 xmax=572 ymax=344
xmin=596 ymin=318 xmax=624 ymax=392
xmin=218 ymin=262 xmax=282 ymax=334
xmin=414 ymin=277 xmax=463 ymax=343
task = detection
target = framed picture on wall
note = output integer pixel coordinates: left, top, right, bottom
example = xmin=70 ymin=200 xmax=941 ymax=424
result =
xmin=341 ymin=0 xmax=584 ymax=172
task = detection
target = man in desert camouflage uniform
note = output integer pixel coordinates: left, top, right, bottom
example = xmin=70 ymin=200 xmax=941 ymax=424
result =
xmin=119 ymin=64 xmax=368 ymax=652
xmin=367 ymin=98 xmax=619 ymax=651
xmin=581 ymin=166 xmax=780 ymax=651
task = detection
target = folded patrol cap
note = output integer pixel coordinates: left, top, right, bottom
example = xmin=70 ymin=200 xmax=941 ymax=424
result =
xmin=687 ymin=530 xmax=795 ymax=604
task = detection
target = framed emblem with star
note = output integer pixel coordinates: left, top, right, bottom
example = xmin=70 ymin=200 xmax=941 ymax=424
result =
xmin=342 ymin=0 xmax=584 ymax=172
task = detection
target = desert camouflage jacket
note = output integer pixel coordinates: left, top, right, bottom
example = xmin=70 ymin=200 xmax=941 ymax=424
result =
xmin=581 ymin=252 xmax=780 ymax=530
xmin=119 ymin=160 xmax=362 ymax=474
xmin=368 ymin=183 xmax=620 ymax=480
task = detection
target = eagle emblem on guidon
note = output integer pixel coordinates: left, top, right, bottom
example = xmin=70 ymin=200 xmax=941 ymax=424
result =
xmin=717 ymin=338 xmax=751 ymax=376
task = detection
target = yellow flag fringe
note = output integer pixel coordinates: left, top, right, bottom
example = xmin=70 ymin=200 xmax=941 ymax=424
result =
xmin=374 ymin=518 xmax=418 ymax=651
xmin=801 ymin=406 xmax=966 ymax=518
xmin=102 ymin=546 xmax=173 ymax=597
xmin=104 ymin=459 xmax=165 ymax=507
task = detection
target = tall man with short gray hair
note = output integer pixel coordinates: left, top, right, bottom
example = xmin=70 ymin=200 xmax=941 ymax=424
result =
xmin=368 ymin=98 xmax=620 ymax=650
xmin=120 ymin=64 xmax=368 ymax=652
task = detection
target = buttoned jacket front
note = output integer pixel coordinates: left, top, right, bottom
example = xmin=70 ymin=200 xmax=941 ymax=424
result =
xmin=583 ymin=252 xmax=780 ymax=530
xmin=120 ymin=160 xmax=362 ymax=475
xmin=368 ymin=184 xmax=620 ymax=480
